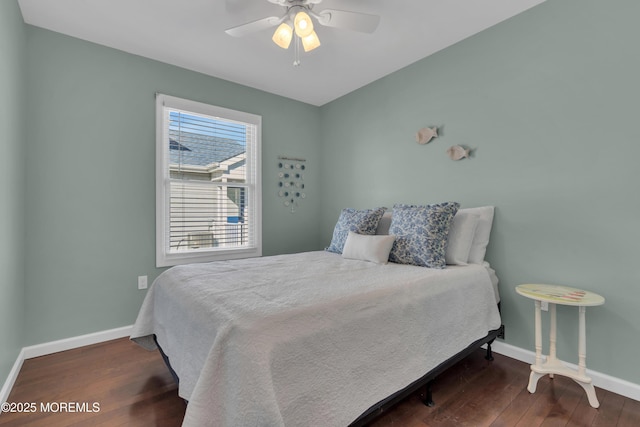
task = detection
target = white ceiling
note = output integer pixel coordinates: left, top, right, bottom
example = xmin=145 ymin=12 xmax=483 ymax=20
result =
xmin=18 ymin=0 xmax=546 ymax=106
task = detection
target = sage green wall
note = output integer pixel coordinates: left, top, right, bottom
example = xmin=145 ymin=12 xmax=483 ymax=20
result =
xmin=11 ymin=0 xmax=640 ymax=391
xmin=0 ymin=0 xmax=26 ymax=387
xmin=23 ymin=27 xmax=321 ymax=345
xmin=319 ymin=0 xmax=640 ymax=384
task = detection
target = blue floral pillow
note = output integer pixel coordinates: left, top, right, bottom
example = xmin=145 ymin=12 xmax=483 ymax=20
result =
xmin=326 ymin=207 xmax=386 ymax=254
xmin=388 ymin=202 xmax=460 ymax=268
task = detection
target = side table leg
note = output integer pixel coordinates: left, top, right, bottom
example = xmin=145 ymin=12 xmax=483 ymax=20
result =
xmin=578 ymin=306 xmax=587 ymax=377
xmin=549 ymin=303 xmax=556 ymax=379
xmin=528 ymin=371 xmax=545 ymax=393
xmin=528 ymin=300 xmax=544 ymax=393
xmin=576 ymin=380 xmax=600 ymax=408
xmin=577 ymin=306 xmax=600 ymax=408
xmin=534 ymin=300 xmax=543 ymax=366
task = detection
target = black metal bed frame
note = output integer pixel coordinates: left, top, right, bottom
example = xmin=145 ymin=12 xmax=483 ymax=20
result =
xmin=348 ymin=323 xmax=505 ymax=426
xmin=155 ymin=316 xmax=505 ymax=426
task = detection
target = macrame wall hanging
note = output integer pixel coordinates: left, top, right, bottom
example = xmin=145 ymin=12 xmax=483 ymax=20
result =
xmin=277 ymin=155 xmax=306 ymax=213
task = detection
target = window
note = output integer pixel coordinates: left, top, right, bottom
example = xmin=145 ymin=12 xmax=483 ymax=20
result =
xmin=156 ymin=94 xmax=262 ymax=267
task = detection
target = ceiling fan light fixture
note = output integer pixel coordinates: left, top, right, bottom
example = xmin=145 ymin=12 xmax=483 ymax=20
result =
xmin=225 ymin=0 xmax=380 ymax=65
xmin=272 ymin=22 xmax=293 ymax=49
xmin=301 ymin=30 xmax=321 ymax=52
xmin=294 ymin=10 xmax=314 ymax=38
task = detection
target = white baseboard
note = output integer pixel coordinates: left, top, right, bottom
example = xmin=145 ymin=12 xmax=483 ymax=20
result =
xmin=0 ymin=348 xmax=25 ymax=407
xmin=1 ymin=325 xmax=133 ymax=405
xmin=490 ymin=340 xmax=640 ymax=402
xmin=21 ymin=325 xmax=133 ymax=359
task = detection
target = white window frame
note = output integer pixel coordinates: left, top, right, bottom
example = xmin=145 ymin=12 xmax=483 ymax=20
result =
xmin=155 ymin=94 xmax=262 ymax=267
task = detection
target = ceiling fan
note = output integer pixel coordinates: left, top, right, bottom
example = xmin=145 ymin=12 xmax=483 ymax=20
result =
xmin=225 ymin=0 xmax=380 ymax=63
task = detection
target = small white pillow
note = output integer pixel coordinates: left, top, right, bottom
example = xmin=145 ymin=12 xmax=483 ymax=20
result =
xmin=464 ymin=206 xmax=495 ymax=264
xmin=445 ymin=211 xmax=480 ymax=265
xmin=342 ymin=232 xmax=396 ymax=264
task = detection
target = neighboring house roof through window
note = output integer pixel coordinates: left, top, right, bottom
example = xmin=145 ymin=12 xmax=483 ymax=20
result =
xmin=169 ymin=131 xmax=246 ymax=168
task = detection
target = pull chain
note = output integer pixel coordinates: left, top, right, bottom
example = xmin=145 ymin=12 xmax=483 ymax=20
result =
xmin=293 ymin=35 xmax=301 ymax=67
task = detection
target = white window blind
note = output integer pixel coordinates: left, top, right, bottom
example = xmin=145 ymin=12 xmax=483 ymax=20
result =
xmin=156 ymin=94 xmax=262 ymax=267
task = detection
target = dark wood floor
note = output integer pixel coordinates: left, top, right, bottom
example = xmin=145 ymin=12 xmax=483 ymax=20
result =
xmin=1 ymin=338 xmax=639 ymax=426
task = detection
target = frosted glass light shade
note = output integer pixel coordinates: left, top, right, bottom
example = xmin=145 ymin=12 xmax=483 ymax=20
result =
xmin=272 ymin=23 xmax=293 ymax=49
xmin=294 ymin=11 xmax=314 ymax=38
xmin=301 ymin=30 xmax=321 ymax=52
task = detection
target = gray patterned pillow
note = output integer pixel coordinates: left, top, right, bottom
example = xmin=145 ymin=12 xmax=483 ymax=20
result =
xmin=388 ymin=202 xmax=460 ymax=268
xmin=326 ymin=207 xmax=386 ymax=254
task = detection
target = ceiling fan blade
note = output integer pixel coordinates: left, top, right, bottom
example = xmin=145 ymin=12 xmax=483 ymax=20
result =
xmin=225 ymin=16 xmax=284 ymax=37
xmin=315 ymin=9 xmax=380 ymax=33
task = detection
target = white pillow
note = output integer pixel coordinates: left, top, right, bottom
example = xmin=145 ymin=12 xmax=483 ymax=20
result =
xmin=445 ymin=211 xmax=480 ymax=265
xmin=375 ymin=211 xmax=392 ymax=235
xmin=463 ymin=206 xmax=495 ymax=264
xmin=342 ymin=231 xmax=396 ymax=264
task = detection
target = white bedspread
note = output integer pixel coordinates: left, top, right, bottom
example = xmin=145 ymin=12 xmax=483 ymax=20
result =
xmin=131 ymin=251 xmax=501 ymax=427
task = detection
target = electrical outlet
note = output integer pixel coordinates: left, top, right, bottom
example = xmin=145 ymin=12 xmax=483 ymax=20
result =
xmin=137 ymin=275 xmax=148 ymax=290
xmin=541 ymin=300 xmax=549 ymax=311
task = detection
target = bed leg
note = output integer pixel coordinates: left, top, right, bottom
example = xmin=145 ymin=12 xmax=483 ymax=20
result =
xmin=420 ymin=381 xmax=435 ymax=407
xmin=485 ymin=341 xmax=495 ymax=361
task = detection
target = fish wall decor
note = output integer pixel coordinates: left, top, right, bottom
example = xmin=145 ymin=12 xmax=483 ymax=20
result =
xmin=446 ymin=145 xmax=470 ymax=160
xmin=416 ymin=127 xmax=438 ymax=144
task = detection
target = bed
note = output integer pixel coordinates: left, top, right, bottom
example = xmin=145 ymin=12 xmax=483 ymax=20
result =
xmin=131 ymin=204 xmax=502 ymax=426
